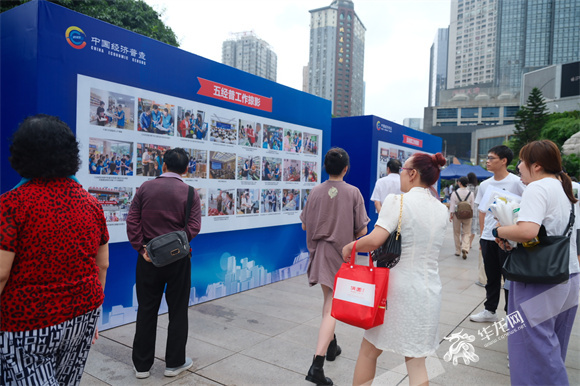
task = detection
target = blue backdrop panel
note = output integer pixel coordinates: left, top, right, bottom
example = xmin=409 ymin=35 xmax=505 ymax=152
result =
xmin=331 ymin=116 xmax=442 ymax=225
xmin=1 ymin=0 xmax=331 ymax=330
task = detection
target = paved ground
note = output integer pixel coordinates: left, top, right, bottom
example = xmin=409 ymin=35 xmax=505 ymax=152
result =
xmin=82 ymin=224 xmax=580 ymax=385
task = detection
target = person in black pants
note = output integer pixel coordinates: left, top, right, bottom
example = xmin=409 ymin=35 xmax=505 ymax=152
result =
xmin=126 ymin=148 xmax=202 ymax=379
xmin=470 ymin=145 xmax=525 ymax=323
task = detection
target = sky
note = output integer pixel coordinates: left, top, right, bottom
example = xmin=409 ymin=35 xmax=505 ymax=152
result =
xmin=143 ymin=0 xmax=451 ymax=125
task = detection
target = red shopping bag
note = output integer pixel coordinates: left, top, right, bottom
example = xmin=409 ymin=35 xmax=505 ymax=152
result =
xmin=331 ymin=241 xmax=389 ymax=329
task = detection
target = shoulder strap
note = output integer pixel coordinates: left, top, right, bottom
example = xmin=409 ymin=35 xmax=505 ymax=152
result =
xmin=455 ymin=190 xmax=470 ymax=202
xmin=563 ymin=203 xmax=575 ymax=237
xmin=184 ymin=186 xmax=194 ymax=230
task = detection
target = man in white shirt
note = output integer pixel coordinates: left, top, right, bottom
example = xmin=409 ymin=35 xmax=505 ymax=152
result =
xmin=370 ymin=159 xmax=402 ymax=213
xmin=470 ymin=145 xmax=525 ymax=322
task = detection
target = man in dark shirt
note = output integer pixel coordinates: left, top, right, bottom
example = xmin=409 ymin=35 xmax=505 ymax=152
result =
xmin=126 ymin=148 xmax=201 ymax=379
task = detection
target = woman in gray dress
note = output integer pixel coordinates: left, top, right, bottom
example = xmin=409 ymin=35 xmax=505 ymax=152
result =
xmin=300 ymin=148 xmax=370 ymax=386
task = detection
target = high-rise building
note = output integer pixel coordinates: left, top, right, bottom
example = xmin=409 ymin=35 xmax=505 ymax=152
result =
xmin=447 ymin=0 xmax=498 ymax=89
xmin=425 ymin=0 xmax=579 ymax=163
xmin=307 ymin=0 xmax=366 ymax=117
xmin=496 ymin=0 xmax=580 ymax=93
xmin=428 ymin=28 xmax=449 ymax=107
xmin=222 ymin=31 xmax=277 ymax=82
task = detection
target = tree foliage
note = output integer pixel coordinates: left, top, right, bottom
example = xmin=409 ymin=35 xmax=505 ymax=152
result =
xmin=540 ymin=111 xmax=580 ymax=148
xmin=511 ymin=87 xmax=548 ymax=156
xmin=0 ymin=0 xmax=179 ymax=47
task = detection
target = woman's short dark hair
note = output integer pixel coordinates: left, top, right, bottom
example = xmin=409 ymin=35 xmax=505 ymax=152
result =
xmin=164 ymin=148 xmax=189 ymax=174
xmin=324 ymin=147 xmax=350 ymax=176
xmin=458 ymin=176 xmax=469 ymax=187
xmin=409 ymin=152 xmax=446 ymax=186
xmin=9 ymin=114 xmax=80 ymax=178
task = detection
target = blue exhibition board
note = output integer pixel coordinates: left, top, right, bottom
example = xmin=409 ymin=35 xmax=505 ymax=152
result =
xmin=332 ymin=116 xmax=442 ymax=225
xmin=1 ymin=0 xmax=331 ymax=330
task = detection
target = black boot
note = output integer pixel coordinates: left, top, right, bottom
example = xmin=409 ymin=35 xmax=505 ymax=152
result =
xmin=305 ymin=355 xmax=333 ymax=385
xmin=326 ymin=334 xmax=342 ymax=361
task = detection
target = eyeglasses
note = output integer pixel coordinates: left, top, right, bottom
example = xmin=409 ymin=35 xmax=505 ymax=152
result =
xmin=400 ymin=167 xmax=414 ymax=173
xmin=487 ymin=156 xmax=499 ymax=161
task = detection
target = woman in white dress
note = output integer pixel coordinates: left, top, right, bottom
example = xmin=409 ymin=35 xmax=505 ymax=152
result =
xmin=342 ymin=152 xmax=448 ymax=386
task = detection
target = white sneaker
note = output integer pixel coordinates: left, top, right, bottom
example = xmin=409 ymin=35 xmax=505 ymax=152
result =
xmin=470 ymin=309 xmax=498 ymax=322
xmin=134 ymin=368 xmax=150 ymax=379
xmin=164 ymin=357 xmax=193 ymax=377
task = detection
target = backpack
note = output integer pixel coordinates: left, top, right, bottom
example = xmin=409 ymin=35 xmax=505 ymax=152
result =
xmin=454 ymin=191 xmax=473 ymax=219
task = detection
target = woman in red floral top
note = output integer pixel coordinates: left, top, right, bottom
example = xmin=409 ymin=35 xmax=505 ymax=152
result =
xmin=0 ymin=115 xmax=109 ymax=385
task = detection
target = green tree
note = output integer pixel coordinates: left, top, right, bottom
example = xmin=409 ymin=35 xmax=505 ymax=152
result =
xmin=511 ymin=87 xmax=548 ymax=156
xmin=0 ymin=0 xmax=179 ymax=47
xmin=540 ymin=111 xmax=580 ymax=148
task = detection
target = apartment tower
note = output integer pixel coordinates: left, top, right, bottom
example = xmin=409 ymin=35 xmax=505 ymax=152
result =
xmin=222 ymin=31 xmax=277 ymax=82
xmin=307 ymin=0 xmax=366 ymax=117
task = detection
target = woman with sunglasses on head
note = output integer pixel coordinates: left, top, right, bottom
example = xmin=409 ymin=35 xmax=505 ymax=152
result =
xmin=492 ymin=140 xmax=579 ymax=385
xmin=342 ymin=153 xmax=448 ymax=386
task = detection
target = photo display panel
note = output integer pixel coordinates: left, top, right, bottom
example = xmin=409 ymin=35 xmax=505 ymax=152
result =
xmin=77 ymin=75 xmax=323 ymax=242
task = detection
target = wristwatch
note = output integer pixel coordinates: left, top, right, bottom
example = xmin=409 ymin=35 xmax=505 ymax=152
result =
xmin=492 ymin=227 xmax=499 ymax=238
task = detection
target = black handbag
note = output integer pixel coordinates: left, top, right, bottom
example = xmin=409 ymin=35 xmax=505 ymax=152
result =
xmin=146 ymin=186 xmax=194 ymax=267
xmin=371 ymin=194 xmax=403 ymax=268
xmin=502 ymin=204 xmax=574 ymax=284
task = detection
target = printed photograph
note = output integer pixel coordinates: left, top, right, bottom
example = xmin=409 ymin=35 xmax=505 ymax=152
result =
xmin=177 ymin=107 xmax=207 ymax=140
xmin=282 ymin=189 xmax=301 ymax=211
xmin=210 ymin=117 xmax=237 ymax=144
xmin=238 ymin=119 xmax=261 ymax=148
xmin=137 ymin=98 xmax=175 ymax=136
xmin=88 ymin=187 xmax=133 ymax=222
xmin=208 ymin=188 xmax=236 ymax=216
xmin=302 ymin=161 xmax=318 ymax=182
xmin=303 ymin=132 xmax=319 ymax=155
xmin=185 ymin=148 xmax=207 ymax=179
xmin=301 ymin=189 xmax=312 ymax=210
xmin=209 ymin=151 xmax=236 ymax=180
xmin=261 ymin=189 xmax=281 ymax=213
xmin=196 ymin=187 xmax=207 ymax=216
xmin=237 ymin=155 xmax=261 ymax=181
xmin=90 ymin=88 xmax=135 ymax=129
xmin=136 ymin=143 xmax=171 ymax=177
xmin=236 ymin=188 xmax=260 ymax=214
xmin=262 ymin=157 xmax=282 ymax=181
xmin=88 ymin=137 xmax=134 ymax=176
xmin=283 ymin=129 xmax=302 ymax=153
xmin=263 ymin=124 xmax=283 ymax=150
xmin=283 ymin=158 xmax=301 ymax=182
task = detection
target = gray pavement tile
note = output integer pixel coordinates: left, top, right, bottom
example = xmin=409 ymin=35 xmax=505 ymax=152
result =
xmin=79 ymin=372 xmax=108 ymax=386
xmin=241 ymin=334 xmax=318 ymax=374
xmin=209 ymin=291 xmax=318 ymax=324
xmin=195 ymin=353 xmax=307 ymax=386
xmin=243 ymin=284 xmax=322 ymax=312
xmin=165 ymin=373 xmax=223 ymax=385
xmin=155 ymin=306 xmax=272 ymax=352
xmin=187 ymin=302 xmax=301 ymax=337
xmin=428 ymin=358 xmax=511 ymax=385
xmin=566 ymin=348 xmax=580 ymax=370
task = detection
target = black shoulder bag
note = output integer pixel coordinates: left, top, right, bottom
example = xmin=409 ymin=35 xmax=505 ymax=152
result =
xmin=371 ymin=194 xmax=403 ymax=268
xmin=146 ymin=186 xmax=194 ymax=267
xmin=502 ymin=204 xmax=574 ymax=284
